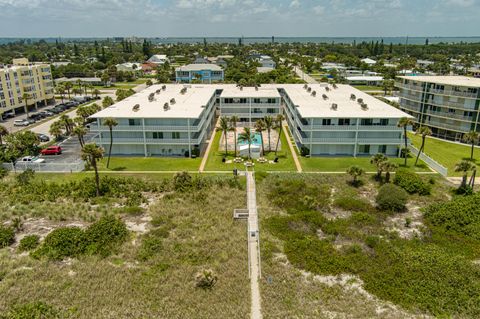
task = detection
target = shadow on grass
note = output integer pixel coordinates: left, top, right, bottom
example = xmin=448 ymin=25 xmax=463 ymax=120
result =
xmin=111 ymin=166 xmax=127 ymax=171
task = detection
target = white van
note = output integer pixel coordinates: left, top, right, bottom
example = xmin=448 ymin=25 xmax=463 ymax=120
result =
xmin=14 ymin=119 xmax=29 ymax=126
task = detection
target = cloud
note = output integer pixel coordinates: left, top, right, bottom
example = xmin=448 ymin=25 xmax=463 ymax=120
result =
xmin=313 ymin=5 xmax=324 ymax=14
xmin=289 ymin=0 xmax=300 ymax=8
xmin=444 ymin=0 xmax=475 ymax=7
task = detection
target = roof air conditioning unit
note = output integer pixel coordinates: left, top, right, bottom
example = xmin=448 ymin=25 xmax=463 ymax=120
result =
xmin=148 ymin=93 xmax=155 ymax=102
xmin=162 ymin=85 xmax=166 ymax=90
xmin=361 ymin=103 xmax=368 ymax=110
xmin=331 ymin=103 xmax=338 ymax=110
xmin=350 ymin=94 xmax=356 ymax=100
xmin=357 ymin=98 xmax=363 ymax=104
xmin=325 ymin=87 xmax=330 ymax=92
xmin=303 ymin=84 xmax=308 ymax=89
xmin=155 ymin=89 xmax=161 ymax=94
xmin=163 ymin=102 xmax=170 ymax=111
xmin=307 ymin=87 xmax=312 ymax=93
xmin=322 ymin=94 xmax=328 ymax=100
xmin=332 ymin=83 xmax=338 ymax=89
xmin=311 ymin=91 xmax=316 ymax=97
xmin=132 ymin=104 xmax=140 ymax=112
xmin=170 ymin=98 xmax=176 ymax=104
xmin=180 ymin=87 xmax=187 ymax=94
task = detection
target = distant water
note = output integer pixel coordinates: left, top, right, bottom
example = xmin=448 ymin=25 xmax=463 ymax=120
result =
xmin=1 ymin=37 xmax=480 ymax=45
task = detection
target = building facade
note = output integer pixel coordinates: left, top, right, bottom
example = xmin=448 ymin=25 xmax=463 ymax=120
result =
xmin=0 ymin=58 xmax=54 ymax=116
xmin=91 ymin=84 xmax=411 ymax=157
xmin=396 ymin=76 xmax=480 ymax=141
xmin=175 ymin=64 xmax=224 ymax=83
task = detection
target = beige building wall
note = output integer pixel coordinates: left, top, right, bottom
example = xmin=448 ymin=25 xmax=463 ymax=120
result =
xmin=0 ymin=59 xmax=54 ymax=115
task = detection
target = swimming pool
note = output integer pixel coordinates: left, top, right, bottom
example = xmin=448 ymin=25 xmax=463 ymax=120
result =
xmin=238 ymin=133 xmax=262 ymax=146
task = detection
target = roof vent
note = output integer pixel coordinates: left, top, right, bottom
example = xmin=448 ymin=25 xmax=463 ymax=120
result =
xmin=133 ymin=104 xmax=140 ymax=112
xmin=170 ymin=98 xmax=176 ymax=104
xmin=307 ymin=87 xmax=312 ymax=93
xmin=303 ymin=84 xmax=308 ymax=89
xmin=322 ymin=94 xmax=328 ymax=100
xmin=311 ymin=91 xmax=316 ymax=97
xmin=361 ymin=103 xmax=368 ymax=110
xmin=155 ymin=89 xmax=161 ymax=94
xmin=180 ymin=87 xmax=187 ymax=94
xmin=239 ymin=86 xmax=243 ymax=91
xmin=350 ymin=94 xmax=356 ymax=100
xmin=255 ymin=85 xmax=259 ymax=91
xmin=357 ymin=98 xmax=364 ymax=104
xmin=163 ymin=102 xmax=170 ymax=111
xmin=332 ymin=83 xmax=338 ymax=89
xmin=148 ymin=93 xmax=155 ymax=102
xmin=331 ymin=103 xmax=338 ymax=110
xmin=325 ymin=86 xmax=330 ymax=92
xmin=162 ymin=85 xmax=166 ymax=90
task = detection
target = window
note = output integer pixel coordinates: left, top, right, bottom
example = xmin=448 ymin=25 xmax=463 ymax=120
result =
xmin=378 ymin=145 xmax=387 ymax=154
xmin=267 ymin=108 xmax=276 ymax=114
xmin=153 ymin=132 xmax=163 ymax=139
xmin=172 ymin=132 xmax=180 ymax=139
xmin=380 ymin=119 xmax=389 ymax=125
xmin=361 ymin=119 xmax=373 ymax=126
xmin=448 ymin=108 xmax=455 ymax=113
xmin=322 ymin=119 xmax=331 ymax=126
xmin=359 ymin=145 xmax=370 ymax=153
xmin=128 ymin=119 xmax=141 ymax=126
xmin=338 ymin=118 xmax=350 ymax=126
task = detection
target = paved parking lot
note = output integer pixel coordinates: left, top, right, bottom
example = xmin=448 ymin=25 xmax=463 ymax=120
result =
xmin=38 ymin=130 xmax=97 ymax=164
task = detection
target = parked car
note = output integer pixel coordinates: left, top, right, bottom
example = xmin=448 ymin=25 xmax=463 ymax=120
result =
xmin=39 ymin=111 xmax=53 ymax=117
xmin=36 ymin=133 xmax=50 ymax=142
xmin=25 ymin=118 xmax=36 ymax=125
xmin=14 ymin=119 xmax=29 ymax=126
xmin=20 ymin=156 xmax=45 ymax=163
xmin=2 ymin=111 xmax=15 ymax=119
xmin=41 ymin=145 xmax=62 ymax=155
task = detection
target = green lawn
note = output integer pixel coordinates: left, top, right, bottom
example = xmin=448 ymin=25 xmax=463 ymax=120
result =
xmin=409 ymin=132 xmax=480 ymax=176
xmin=300 ymin=155 xmax=430 ymax=173
xmin=96 ymin=156 xmax=201 ymax=172
xmin=353 ymin=85 xmax=383 ymax=91
xmin=204 ymin=129 xmax=296 ymax=172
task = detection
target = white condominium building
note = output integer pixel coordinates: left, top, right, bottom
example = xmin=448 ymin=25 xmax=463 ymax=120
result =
xmin=0 ymin=58 xmax=54 ymax=116
xmin=90 ymin=83 xmax=411 ymax=157
xmin=396 ymin=76 xmax=480 ymax=141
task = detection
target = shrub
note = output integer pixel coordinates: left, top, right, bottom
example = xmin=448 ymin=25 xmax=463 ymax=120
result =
xmin=15 ymin=168 xmax=35 ymax=186
xmin=393 ymin=170 xmax=431 ymax=195
xmin=0 ymin=167 xmax=7 ymax=179
xmin=137 ymin=231 xmax=164 ymax=261
xmin=173 ymin=171 xmax=193 ymax=191
xmin=3 ymin=301 xmax=60 ymax=319
xmin=376 ymin=184 xmax=408 ymax=212
xmin=18 ymin=235 xmax=40 ymax=252
xmin=195 ymin=269 xmax=218 ymax=289
xmin=334 ymin=196 xmax=373 ymax=212
xmin=300 ymin=146 xmax=310 ymax=157
xmin=84 ymin=215 xmax=128 ymax=257
xmin=34 ymin=227 xmax=86 ymax=260
xmin=0 ymin=226 xmax=15 ymax=248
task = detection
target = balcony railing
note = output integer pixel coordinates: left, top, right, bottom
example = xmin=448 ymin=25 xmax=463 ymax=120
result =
xmin=94 ymin=137 xmax=202 ymax=144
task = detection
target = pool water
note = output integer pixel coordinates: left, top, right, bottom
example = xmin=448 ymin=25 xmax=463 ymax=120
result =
xmin=238 ymin=133 xmax=262 ymax=146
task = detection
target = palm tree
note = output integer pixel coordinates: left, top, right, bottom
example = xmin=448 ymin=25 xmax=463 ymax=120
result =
xmin=462 ymin=131 xmax=479 ymax=161
xmin=370 ymin=153 xmax=388 ymax=179
xmin=238 ymin=127 xmax=253 ymax=160
xmin=81 ymin=143 xmax=104 ymax=196
xmin=263 ymin=116 xmax=274 ymax=152
xmin=56 ymin=85 xmax=66 ymax=103
xmin=0 ymin=125 xmax=8 ymax=145
xmin=216 ymin=116 xmax=230 ymax=158
xmin=49 ymin=121 xmax=63 ymax=140
xmin=59 ymin=114 xmax=73 ymax=134
xmin=92 ymin=89 xmax=101 ymax=98
xmin=346 ymin=165 xmax=364 ymax=185
xmin=102 ymin=96 xmax=114 ymax=108
xmin=254 ymin=119 xmax=266 ymax=156
xmin=64 ymin=82 xmax=73 ymax=99
xmin=397 ymin=117 xmax=415 ymax=166
xmin=22 ymin=93 xmax=31 ymax=118
xmin=103 ymin=118 xmax=118 ymax=168
xmin=76 ymin=79 xmax=83 ymax=95
xmin=415 ymin=126 xmax=432 ymax=166
xmin=230 ymin=115 xmax=240 ymax=157
xmin=455 ymin=160 xmax=476 ymax=189
xmin=73 ymin=125 xmax=87 ymax=147
xmin=274 ymin=114 xmax=286 ymax=156
xmin=381 ymin=161 xmax=398 ymax=183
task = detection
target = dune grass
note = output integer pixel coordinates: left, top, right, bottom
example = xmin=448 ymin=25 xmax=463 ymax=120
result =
xmin=97 ymin=156 xmax=201 ymax=172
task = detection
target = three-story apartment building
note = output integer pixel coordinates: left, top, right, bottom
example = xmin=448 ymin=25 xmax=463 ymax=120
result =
xmin=175 ymin=64 xmax=224 ymax=83
xmin=91 ymin=84 xmax=411 ymax=157
xmin=0 ymin=58 xmax=54 ymax=117
xmin=396 ymin=76 xmax=480 ymax=141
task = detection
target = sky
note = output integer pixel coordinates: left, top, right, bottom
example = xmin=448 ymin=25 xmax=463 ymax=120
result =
xmin=0 ymin=0 xmax=479 ymax=37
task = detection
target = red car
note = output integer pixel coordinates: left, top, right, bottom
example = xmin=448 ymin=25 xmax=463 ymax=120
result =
xmin=41 ymin=146 xmax=62 ymax=155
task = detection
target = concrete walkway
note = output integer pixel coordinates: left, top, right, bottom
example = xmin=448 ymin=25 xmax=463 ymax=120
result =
xmin=294 ymin=66 xmax=318 ymax=84
xmin=246 ymin=171 xmax=262 ymax=319
xmin=199 ymin=117 xmax=220 ymax=172
xmin=283 ymin=123 xmax=302 ymax=172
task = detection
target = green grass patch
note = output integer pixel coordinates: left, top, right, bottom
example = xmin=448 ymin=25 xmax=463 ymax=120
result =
xmin=409 ymin=132 xmax=480 ymax=176
xmin=97 ymin=157 xmax=201 ymax=172
xmin=204 ymin=130 xmax=296 ymax=172
xmin=299 ymin=156 xmax=430 ymax=172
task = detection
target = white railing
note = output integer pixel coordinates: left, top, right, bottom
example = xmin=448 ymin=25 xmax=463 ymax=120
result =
xmin=409 ymin=145 xmax=448 ymax=176
xmin=2 ymin=161 xmax=85 ymax=173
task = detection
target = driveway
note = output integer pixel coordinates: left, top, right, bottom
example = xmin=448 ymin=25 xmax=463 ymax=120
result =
xmin=38 ymin=130 xmax=97 ymax=164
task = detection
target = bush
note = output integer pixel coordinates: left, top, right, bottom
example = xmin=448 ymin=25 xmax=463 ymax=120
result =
xmin=0 ymin=226 xmax=15 ymax=248
xmin=173 ymin=171 xmax=193 ymax=191
xmin=300 ymin=146 xmax=310 ymax=157
xmin=195 ymin=269 xmax=218 ymax=289
xmin=84 ymin=215 xmax=128 ymax=257
xmin=0 ymin=167 xmax=7 ymax=179
xmin=15 ymin=168 xmax=35 ymax=186
xmin=18 ymin=235 xmax=40 ymax=252
xmin=34 ymin=227 xmax=86 ymax=260
xmin=3 ymin=301 xmax=60 ymax=319
xmin=333 ymin=196 xmax=373 ymax=212
xmin=393 ymin=170 xmax=431 ymax=195
xmin=376 ymin=184 xmax=408 ymax=212
xmin=137 ymin=229 xmax=166 ymax=261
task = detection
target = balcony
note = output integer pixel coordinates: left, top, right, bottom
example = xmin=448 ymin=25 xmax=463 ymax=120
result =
xmin=94 ymin=137 xmax=201 ymax=144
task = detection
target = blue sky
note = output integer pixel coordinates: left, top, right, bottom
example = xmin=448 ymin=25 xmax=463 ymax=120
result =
xmin=0 ymin=0 xmax=479 ymax=37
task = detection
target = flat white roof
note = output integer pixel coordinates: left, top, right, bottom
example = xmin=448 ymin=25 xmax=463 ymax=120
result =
xmin=398 ymin=75 xmax=480 ymax=88
xmin=279 ymin=84 xmax=412 ymax=119
xmin=176 ymin=63 xmax=222 ymax=72
xmin=220 ymin=85 xmax=281 ymax=98
xmin=91 ymin=84 xmax=215 ymax=119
